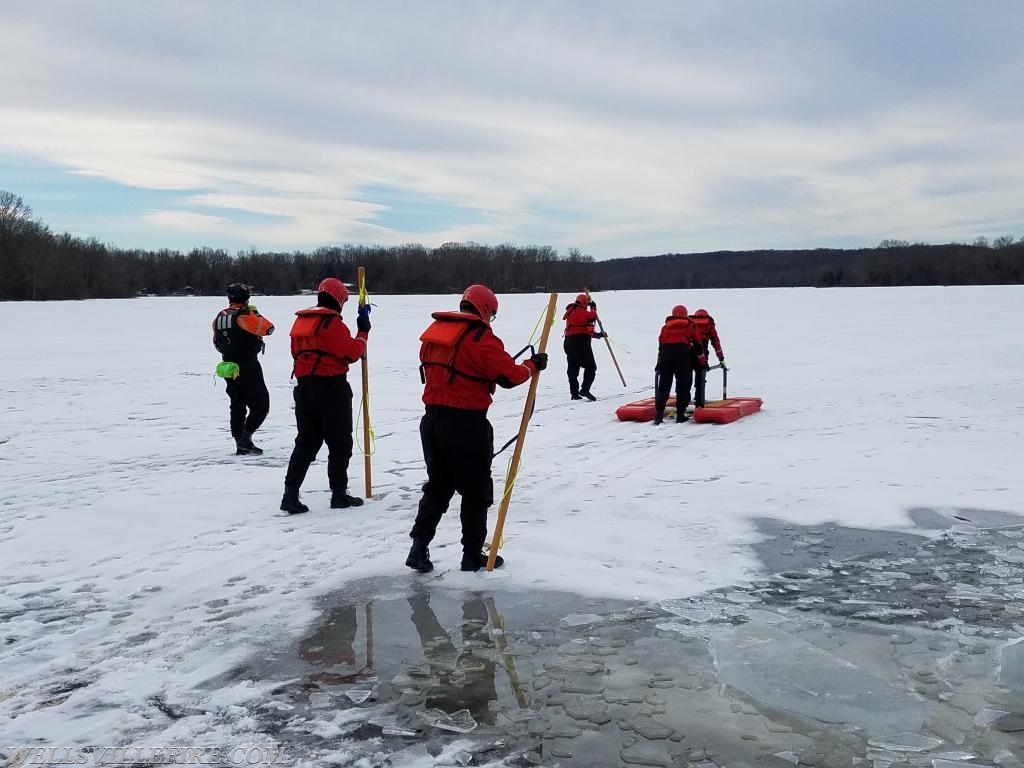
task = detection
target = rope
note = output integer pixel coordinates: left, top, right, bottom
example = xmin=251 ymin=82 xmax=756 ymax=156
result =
xmin=527 ymin=305 xmax=546 ymax=345
xmin=492 ymin=454 xmax=522 ymax=549
xmin=355 ymin=389 xmax=377 ymax=456
xmin=493 ymin=306 xmax=547 ymax=456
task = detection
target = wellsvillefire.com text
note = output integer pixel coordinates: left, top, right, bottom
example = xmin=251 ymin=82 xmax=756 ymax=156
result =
xmin=3 ymin=746 xmax=287 ymax=766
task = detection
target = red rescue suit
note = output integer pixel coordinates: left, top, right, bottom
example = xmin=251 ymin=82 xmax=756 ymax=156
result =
xmin=289 ymin=307 xmax=367 ymax=378
xmin=563 ymin=303 xmax=597 ymax=337
xmin=419 ymin=311 xmax=536 ymax=411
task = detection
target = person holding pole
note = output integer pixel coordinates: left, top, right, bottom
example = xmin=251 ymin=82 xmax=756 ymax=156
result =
xmin=689 ymin=308 xmax=726 ymax=408
xmin=562 ymin=293 xmax=602 ymax=401
xmin=279 ymin=277 xmax=371 ymax=514
xmin=405 ymin=284 xmax=548 ymax=573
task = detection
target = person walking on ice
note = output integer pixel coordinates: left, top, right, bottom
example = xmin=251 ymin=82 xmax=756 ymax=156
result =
xmin=280 ymin=278 xmax=371 ymax=514
xmin=212 ymin=283 xmax=275 ymax=455
xmin=405 ymin=284 xmax=548 ymax=573
xmin=562 ymin=293 xmax=603 ymax=400
xmin=653 ymin=304 xmax=698 ymax=425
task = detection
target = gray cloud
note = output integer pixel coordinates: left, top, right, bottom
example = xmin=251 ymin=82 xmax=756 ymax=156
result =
xmin=1 ymin=0 xmax=1022 ymax=256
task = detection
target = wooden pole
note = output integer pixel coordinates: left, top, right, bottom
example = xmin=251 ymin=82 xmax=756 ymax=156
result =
xmin=584 ymin=288 xmax=627 ymax=387
xmin=486 ymin=292 xmax=559 ymax=571
xmin=358 ymin=266 xmax=372 ymax=498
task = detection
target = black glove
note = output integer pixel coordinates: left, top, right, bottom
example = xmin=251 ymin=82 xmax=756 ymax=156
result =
xmin=592 ymin=331 xmax=606 ymax=339
xmin=588 ymin=301 xmax=596 ymax=309
xmin=356 ymin=314 xmax=371 ymax=333
xmin=529 ymin=352 xmax=548 ymax=372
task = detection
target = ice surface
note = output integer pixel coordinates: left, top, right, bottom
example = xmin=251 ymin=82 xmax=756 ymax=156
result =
xmin=711 ymin=624 xmax=927 ymax=735
xmin=4 ymin=287 xmax=1024 ymax=750
xmin=560 ymin=613 xmax=604 ymax=627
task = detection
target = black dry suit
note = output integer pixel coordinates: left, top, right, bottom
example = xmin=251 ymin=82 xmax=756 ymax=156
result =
xmin=213 ymin=304 xmax=272 ymax=442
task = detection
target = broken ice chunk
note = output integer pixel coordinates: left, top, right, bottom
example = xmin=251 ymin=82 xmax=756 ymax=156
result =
xmin=560 ymin=613 xmax=604 ymax=627
xmin=432 ymin=709 xmax=478 ymax=733
xmin=382 ymin=725 xmax=419 ymax=737
xmin=344 ymin=689 xmax=373 ymax=704
xmin=999 ymin=639 xmax=1024 ymax=691
xmin=309 ymin=692 xmax=333 ymax=709
xmin=867 ymin=733 xmax=943 ymax=752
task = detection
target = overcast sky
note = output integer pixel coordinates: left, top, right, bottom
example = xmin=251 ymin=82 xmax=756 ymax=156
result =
xmin=1 ymin=1 xmax=1022 ymax=258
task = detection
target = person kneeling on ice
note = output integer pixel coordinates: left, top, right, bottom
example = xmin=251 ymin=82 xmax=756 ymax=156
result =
xmin=406 ymin=284 xmax=548 ymax=573
xmin=280 ymin=277 xmax=371 ymax=514
xmin=689 ymin=308 xmax=726 ymax=408
xmin=654 ymin=304 xmax=698 ymax=425
xmin=212 ymin=283 xmax=275 ymax=455
xmin=562 ymin=293 xmax=602 ymax=401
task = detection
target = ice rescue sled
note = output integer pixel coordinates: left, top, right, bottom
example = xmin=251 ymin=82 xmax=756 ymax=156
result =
xmin=615 ymin=365 xmax=763 ymax=424
xmin=616 ymin=396 xmax=680 ymax=422
xmin=692 ymin=397 xmax=763 ymax=423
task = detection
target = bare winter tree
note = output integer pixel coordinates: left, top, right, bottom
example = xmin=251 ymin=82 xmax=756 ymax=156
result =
xmin=0 ymin=190 xmax=38 ymax=297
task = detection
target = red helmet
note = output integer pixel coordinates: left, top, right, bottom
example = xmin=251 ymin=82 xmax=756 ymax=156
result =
xmin=318 ymin=277 xmax=348 ymax=306
xmin=672 ymin=304 xmax=688 ymax=317
xmin=461 ymin=284 xmax=498 ymax=323
xmin=575 ymin=293 xmax=589 ymax=305
xmin=694 ymin=308 xmax=709 ymax=317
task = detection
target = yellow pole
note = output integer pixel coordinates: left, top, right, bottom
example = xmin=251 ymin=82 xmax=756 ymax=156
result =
xmin=486 ymin=292 xmax=559 ymax=571
xmin=585 ymin=287 xmax=626 ymax=387
xmin=358 ymin=266 xmax=372 ymax=498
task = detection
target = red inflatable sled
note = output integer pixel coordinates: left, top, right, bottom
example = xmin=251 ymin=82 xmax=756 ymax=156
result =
xmin=615 ymin=366 xmax=763 ymax=424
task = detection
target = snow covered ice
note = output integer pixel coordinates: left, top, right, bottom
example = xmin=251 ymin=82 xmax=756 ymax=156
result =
xmin=3 ymin=286 xmax=1024 ymax=766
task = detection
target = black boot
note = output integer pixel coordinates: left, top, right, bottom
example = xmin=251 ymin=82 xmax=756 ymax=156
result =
xmin=677 ymin=413 xmax=690 ymax=423
xmin=280 ymin=486 xmax=309 ymax=514
xmin=331 ymin=492 xmax=364 ymax=509
xmin=580 ymin=391 xmax=596 ymax=401
xmin=236 ymin=431 xmax=263 ymax=456
xmin=653 ymin=409 xmax=664 ymax=426
xmin=405 ymin=540 xmax=434 ymax=573
xmin=461 ymin=551 xmax=504 ymax=572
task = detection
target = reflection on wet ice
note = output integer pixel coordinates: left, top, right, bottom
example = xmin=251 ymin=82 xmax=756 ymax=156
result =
xmin=235 ymin=513 xmax=1024 ymax=767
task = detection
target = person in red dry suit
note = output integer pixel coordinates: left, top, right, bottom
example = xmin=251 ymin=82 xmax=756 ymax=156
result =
xmin=279 ymin=277 xmax=371 ymax=514
xmin=654 ymin=304 xmax=698 ymax=425
xmin=405 ymin=284 xmax=548 ymax=573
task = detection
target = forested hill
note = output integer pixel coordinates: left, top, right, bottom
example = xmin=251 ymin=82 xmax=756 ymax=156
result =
xmin=593 ymin=242 xmax=1024 ymax=289
xmin=2 ymin=190 xmax=1023 ymax=300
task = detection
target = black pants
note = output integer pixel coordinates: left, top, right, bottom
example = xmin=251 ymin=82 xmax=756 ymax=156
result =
xmin=410 ymin=406 xmax=494 ymax=555
xmin=564 ymin=334 xmax=597 ymax=396
xmin=284 ymin=376 xmax=354 ymax=493
xmin=693 ymin=363 xmax=708 ymax=407
xmin=655 ymin=344 xmax=693 ymax=417
xmin=224 ymin=359 xmax=269 ymax=440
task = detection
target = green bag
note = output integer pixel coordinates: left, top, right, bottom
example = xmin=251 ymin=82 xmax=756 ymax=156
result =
xmin=215 ymin=361 xmax=240 ymax=380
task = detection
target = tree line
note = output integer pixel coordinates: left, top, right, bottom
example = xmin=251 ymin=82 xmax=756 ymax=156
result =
xmin=1 ymin=189 xmax=1022 ymax=301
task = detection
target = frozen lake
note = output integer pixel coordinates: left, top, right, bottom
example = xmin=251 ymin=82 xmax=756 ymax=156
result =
xmin=2 ymin=286 xmax=1024 ymax=765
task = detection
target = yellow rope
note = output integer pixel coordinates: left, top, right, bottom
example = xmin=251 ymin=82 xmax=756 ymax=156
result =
xmin=356 ymin=389 xmax=377 ymax=456
xmin=527 ymin=306 xmax=546 ymax=345
xmin=491 ymin=454 xmax=521 ymax=550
